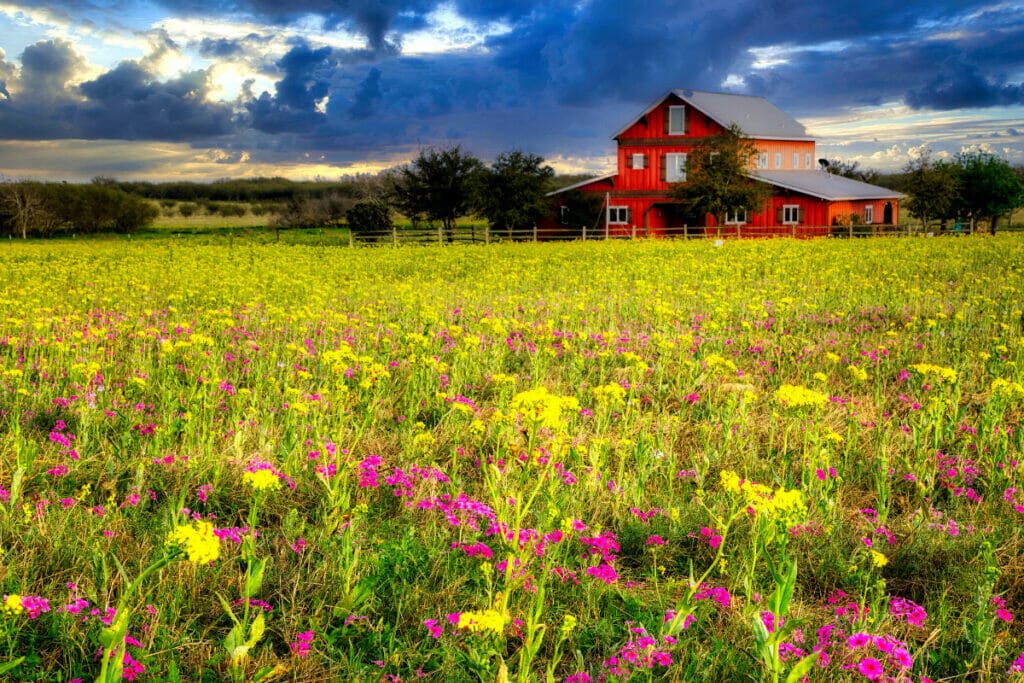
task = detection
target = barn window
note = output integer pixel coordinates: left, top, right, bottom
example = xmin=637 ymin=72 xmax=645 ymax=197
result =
xmin=665 ymin=153 xmax=687 ymax=182
xmin=631 ymin=153 xmax=646 ymax=170
xmin=792 ymin=152 xmax=799 ymax=169
xmin=608 ymin=206 xmax=630 ymax=224
xmin=781 ymin=204 xmax=801 ymax=224
xmin=805 ymin=153 xmax=812 ymax=169
xmin=668 ymin=106 xmax=687 ymax=135
xmin=756 ymin=152 xmax=769 ymax=169
xmin=774 ymin=153 xmax=782 ymax=169
xmin=864 ymin=205 xmax=874 ymax=224
xmin=559 ymin=205 xmax=570 ymax=224
xmin=725 ymin=208 xmax=747 ymax=224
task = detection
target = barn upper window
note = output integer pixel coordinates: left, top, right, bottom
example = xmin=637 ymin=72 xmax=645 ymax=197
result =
xmin=668 ymin=106 xmax=686 ymax=135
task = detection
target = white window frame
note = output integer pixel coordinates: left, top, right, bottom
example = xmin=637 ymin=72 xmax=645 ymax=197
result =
xmin=631 ymin=153 xmax=646 ymax=170
xmin=725 ymin=207 xmax=747 ymax=224
xmin=668 ymin=105 xmax=686 ymax=135
xmin=774 ymin=152 xmax=782 ymax=169
xmin=665 ymin=152 xmax=687 ymax=182
xmin=782 ymin=204 xmax=800 ymax=225
xmin=792 ymin=152 xmax=799 ymax=169
xmin=805 ymin=153 xmax=812 ymax=169
xmin=864 ymin=205 xmax=874 ymax=224
xmin=608 ymin=206 xmax=629 ymax=224
xmin=757 ymin=152 xmax=769 ymax=169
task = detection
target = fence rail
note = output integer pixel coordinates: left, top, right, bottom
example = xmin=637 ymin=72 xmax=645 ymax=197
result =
xmin=340 ymin=222 xmax=1019 ymax=246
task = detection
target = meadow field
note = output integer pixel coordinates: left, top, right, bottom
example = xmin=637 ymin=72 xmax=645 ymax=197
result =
xmin=0 ymin=236 xmax=1022 ymax=682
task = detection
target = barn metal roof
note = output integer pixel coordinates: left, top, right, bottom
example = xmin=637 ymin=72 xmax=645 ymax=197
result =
xmin=750 ymin=170 xmax=905 ymax=201
xmin=614 ymin=89 xmax=815 ymax=141
xmin=545 ymin=173 xmax=617 ymax=196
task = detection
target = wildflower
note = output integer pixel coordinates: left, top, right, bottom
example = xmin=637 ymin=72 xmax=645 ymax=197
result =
xmin=290 ymin=630 xmax=314 ymax=658
xmin=423 ymin=618 xmax=443 ymax=638
xmin=870 ymin=550 xmax=888 ymax=568
xmin=456 ymin=609 xmax=507 ymax=635
xmin=20 ymin=595 xmax=50 ymax=619
xmin=3 ymin=594 xmax=24 ymax=615
xmin=167 ymin=520 xmax=221 ymax=564
xmin=242 ymin=468 xmax=282 ymax=492
xmin=857 ymin=657 xmax=884 ymax=680
xmin=775 ymin=384 xmax=828 ymax=408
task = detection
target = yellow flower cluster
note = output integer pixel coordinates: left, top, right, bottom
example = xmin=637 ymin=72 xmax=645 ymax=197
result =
xmin=870 ymin=550 xmax=888 ymax=568
xmin=3 ymin=594 xmax=23 ymax=615
xmin=592 ymin=382 xmax=627 ymax=407
xmin=167 ymin=520 xmax=221 ymax=565
xmin=457 ymin=608 xmax=507 ymax=635
xmin=847 ymin=365 xmax=869 ymax=382
xmin=243 ymin=469 xmax=283 ymax=492
xmin=991 ymin=378 xmax=1024 ymax=401
xmin=910 ymin=363 xmax=958 ymax=384
xmin=510 ymin=387 xmax=579 ymax=430
xmin=775 ymin=384 xmax=828 ymax=408
xmin=720 ymin=470 xmax=807 ymax=525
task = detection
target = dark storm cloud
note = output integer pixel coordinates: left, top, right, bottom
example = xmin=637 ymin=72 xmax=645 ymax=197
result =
xmin=348 ymin=67 xmax=381 ymax=120
xmin=907 ymin=59 xmax=1024 ymax=110
xmin=1 ymin=0 xmax=1023 ymax=168
xmin=78 ymin=64 xmax=235 ymax=139
xmin=0 ymin=38 xmax=234 ymax=140
xmin=19 ymin=39 xmax=85 ymax=98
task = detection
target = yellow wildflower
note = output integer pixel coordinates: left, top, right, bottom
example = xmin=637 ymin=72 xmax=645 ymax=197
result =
xmin=910 ymin=363 xmax=957 ymax=384
xmin=870 ymin=550 xmax=888 ymax=568
xmin=243 ymin=469 xmax=282 ymax=492
xmin=167 ymin=520 xmax=221 ymax=565
xmin=457 ymin=608 xmax=507 ymax=635
xmin=3 ymin=595 xmax=23 ymax=615
xmin=510 ymin=387 xmax=579 ymax=430
xmin=775 ymin=384 xmax=828 ymax=408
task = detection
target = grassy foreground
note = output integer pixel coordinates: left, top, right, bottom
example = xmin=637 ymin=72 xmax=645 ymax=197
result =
xmin=0 ymin=236 xmax=1022 ymax=682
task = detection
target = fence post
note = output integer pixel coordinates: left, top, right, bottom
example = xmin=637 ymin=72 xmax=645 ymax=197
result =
xmin=438 ymin=224 xmax=443 ymax=245
xmin=485 ymin=224 xmax=490 ymax=245
xmin=848 ymin=221 xmax=853 ymax=239
xmin=582 ymin=224 xmax=587 ymax=241
xmin=791 ymin=223 xmax=796 ymax=238
xmin=533 ymin=224 xmax=538 ymax=242
xmin=737 ymin=224 xmax=742 ymax=239
xmin=348 ymin=229 xmax=354 ymax=248
xmin=392 ymin=224 xmax=397 ymax=245
xmin=631 ymin=224 xmax=636 ymax=240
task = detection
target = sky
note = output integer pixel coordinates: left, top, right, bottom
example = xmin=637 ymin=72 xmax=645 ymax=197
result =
xmin=0 ymin=0 xmax=1022 ymax=182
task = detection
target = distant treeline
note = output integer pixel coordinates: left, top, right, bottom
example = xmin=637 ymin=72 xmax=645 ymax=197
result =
xmin=112 ymin=176 xmax=359 ymax=203
xmin=0 ymin=181 xmax=158 ymax=238
xmin=111 ymin=173 xmax=596 ymax=204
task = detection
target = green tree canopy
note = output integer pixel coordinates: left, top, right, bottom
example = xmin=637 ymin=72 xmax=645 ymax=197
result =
xmin=476 ymin=150 xmax=554 ymax=238
xmin=670 ymin=124 xmax=771 ymax=229
xmin=954 ymin=151 xmax=1024 ymax=234
xmin=394 ymin=145 xmax=482 ymax=239
xmin=902 ymin=151 xmax=959 ymax=229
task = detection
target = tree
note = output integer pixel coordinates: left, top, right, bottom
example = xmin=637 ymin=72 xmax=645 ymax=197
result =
xmin=954 ymin=151 xmax=1024 ymax=234
xmin=902 ymin=151 xmax=959 ymax=230
xmin=394 ymin=145 xmax=482 ymax=241
xmin=0 ymin=182 xmax=50 ymax=239
xmin=670 ymin=124 xmax=771 ymax=231
xmin=346 ymin=199 xmax=391 ymax=242
xmin=475 ymin=150 xmax=554 ymax=239
xmin=825 ymin=158 xmax=880 ymax=184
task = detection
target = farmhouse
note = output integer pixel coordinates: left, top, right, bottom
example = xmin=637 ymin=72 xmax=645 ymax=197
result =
xmin=545 ymin=89 xmax=903 ymax=237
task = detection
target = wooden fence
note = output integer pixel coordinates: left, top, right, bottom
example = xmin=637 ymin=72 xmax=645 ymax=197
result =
xmin=341 ymin=222 xmax=1018 ymax=246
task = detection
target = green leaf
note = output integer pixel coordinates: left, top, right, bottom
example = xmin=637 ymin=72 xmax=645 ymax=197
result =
xmin=215 ymin=592 xmax=241 ymax=626
xmin=244 ymin=557 xmax=268 ymax=598
xmin=0 ymin=657 xmax=25 ymax=675
xmin=784 ymin=651 xmax=820 ymax=683
xmin=751 ymin=610 xmax=770 ymax=648
xmin=246 ymin=611 xmax=266 ymax=649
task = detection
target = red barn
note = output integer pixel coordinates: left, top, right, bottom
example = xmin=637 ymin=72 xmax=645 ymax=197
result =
xmin=543 ymin=89 xmax=903 ymax=238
